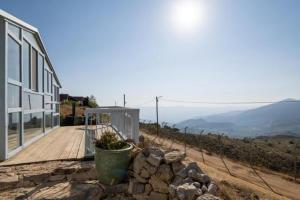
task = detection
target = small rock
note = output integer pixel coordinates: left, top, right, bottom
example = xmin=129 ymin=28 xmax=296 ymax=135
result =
xmin=140 ymin=168 xmax=151 ymax=179
xmin=207 ymin=182 xmax=218 ymax=195
xmin=164 ymin=151 xmax=185 ymax=164
xmin=133 ymin=194 xmax=149 ymax=200
xmin=147 ymin=154 xmax=162 ymax=167
xmin=128 ymin=179 xmax=145 ymax=194
xmin=196 ymin=194 xmax=221 ymax=200
xmin=134 ymin=173 xmax=148 ymax=183
xmin=105 ymin=183 xmax=128 ymax=194
xmin=133 ymin=153 xmax=147 ymax=173
xmin=144 ymin=183 xmax=152 ymax=195
xmin=176 ymin=183 xmax=198 ymax=200
xmin=149 ymin=191 xmax=168 ymax=200
xmin=168 ymin=184 xmax=177 ymax=197
xmin=143 ymin=162 xmax=157 ymax=175
xmin=172 ymin=176 xmax=184 ymax=186
xmin=49 ymin=175 xmax=65 ymax=182
xmin=182 ymin=177 xmax=194 ymax=184
xmin=202 ymin=185 xmax=208 ymax=193
xmin=155 ymin=164 xmax=174 ymax=183
xmin=149 ymin=175 xmax=169 ymax=194
xmin=143 ymin=147 xmax=165 ymax=157
xmin=176 ymin=162 xmax=203 ymax=178
xmin=172 ymin=162 xmax=185 ymax=174
xmin=193 ymin=182 xmax=201 ymax=188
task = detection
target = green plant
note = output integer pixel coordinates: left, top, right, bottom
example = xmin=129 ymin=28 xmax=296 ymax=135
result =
xmin=95 ymin=131 xmax=129 ymax=150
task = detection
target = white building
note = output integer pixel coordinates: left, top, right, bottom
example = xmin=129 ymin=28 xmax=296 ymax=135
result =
xmin=0 ymin=10 xmax=61 ymax=160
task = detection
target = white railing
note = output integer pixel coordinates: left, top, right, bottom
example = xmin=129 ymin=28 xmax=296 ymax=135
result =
xmin=84 ymin=107 xmax=140 ymax=156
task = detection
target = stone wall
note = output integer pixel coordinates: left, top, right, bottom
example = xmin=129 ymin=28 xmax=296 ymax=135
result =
xmin=128 ymin=147 xmax=221 ymax=200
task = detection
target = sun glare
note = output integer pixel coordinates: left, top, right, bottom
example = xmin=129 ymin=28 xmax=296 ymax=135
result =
xmin=170 ymin=0 xmax=203 ymax=35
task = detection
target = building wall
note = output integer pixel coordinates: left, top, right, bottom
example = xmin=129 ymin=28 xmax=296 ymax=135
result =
xmin=0 ymin=16 xmax=60 ymax=160
xmin=0 ymin=17 xmax=7 ymax=160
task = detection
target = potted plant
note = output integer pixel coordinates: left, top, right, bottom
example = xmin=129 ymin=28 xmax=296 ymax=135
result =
xmin=94 ymin=131 xmax=133 ymax=185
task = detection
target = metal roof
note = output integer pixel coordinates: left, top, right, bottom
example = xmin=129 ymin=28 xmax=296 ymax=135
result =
xmin=0 ymin=9 xmax=62 ymax=88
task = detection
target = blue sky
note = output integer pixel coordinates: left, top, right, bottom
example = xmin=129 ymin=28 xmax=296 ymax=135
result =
xmin=1 ymin=0 xmax=300 ymax=110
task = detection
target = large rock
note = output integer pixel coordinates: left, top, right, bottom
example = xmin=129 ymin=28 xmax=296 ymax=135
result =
xmin=188 ymin=169 xmax=211 ymax=184
xmin=149 ymin=175 xmax=169 ymax=194
xmin=164 ymin=151 xmax=185 ymax=164
xmin=148 ymin=191 xmax=168 ymax=200
xmin=155 ymin=164 xmax=174 ymax=183
xmin=176 ymin=162 xmax=203 ymax=178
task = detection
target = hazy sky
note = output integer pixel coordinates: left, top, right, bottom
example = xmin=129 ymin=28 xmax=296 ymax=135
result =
xmin=1 ymin=0 xmax=300 ymax=108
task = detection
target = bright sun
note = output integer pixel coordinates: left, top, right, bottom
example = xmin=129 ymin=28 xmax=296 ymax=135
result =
xmin=170 ymin=0 xmax=203 ymax=35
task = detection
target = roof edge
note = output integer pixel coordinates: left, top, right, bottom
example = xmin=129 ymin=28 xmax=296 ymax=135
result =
xmin=0 ymin=9 xmax=38 ymax=32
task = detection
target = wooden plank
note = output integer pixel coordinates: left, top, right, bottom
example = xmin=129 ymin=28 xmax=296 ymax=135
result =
xmin=68 ymin=129 xmax=83 ymax=159
xmin=59 ymin=127 xmax=79 ymax=159
xmin=77 ymin=130 xmax=86 ymax=158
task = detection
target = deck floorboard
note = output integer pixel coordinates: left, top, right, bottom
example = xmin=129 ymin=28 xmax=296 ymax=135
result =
xmin=0 ymin=126 xmax=86 ymax=166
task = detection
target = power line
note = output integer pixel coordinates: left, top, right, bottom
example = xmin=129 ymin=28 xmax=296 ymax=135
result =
xmin=127 ymin=99 xmax=154 ymax=107
xmin=161 ymin=98 xmax=300 ymax=105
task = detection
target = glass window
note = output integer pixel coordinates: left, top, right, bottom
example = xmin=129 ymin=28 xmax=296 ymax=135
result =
xmin=49 ymin=73 xmax=53 ymax=94
xmin=8 ymin=23 xmax=21 ymax=40
xmin=23 ymin=92 xmax=43 ymax=110
xmin=44 ymin=95 xmax=52 ymax=110
xmin=7 ymin=36 xmax=21 ymax=81
xmin=38 ymin=54 xmax=43 ymax=92
xmin=23 ymin=40 xmax=30 ymax=88
xmin=53 ymin=86 xmax=59 ymax=102
xmin=44 ymin=70 xmax=47 ymax=93
xmin=53 ymin=103 xmax=59 ymax=113
xmin=31 ymin=48 xmax=38 ymax=91
xmin=45 ymin=113 xmax=52 ymax=131
xmin=24 ymin=112 xmax=43 ymax=143
xmin=8 ymin=84 xmax=20 ymax=108
xmin=23 ymin=30 xmax=42 ymax=52
xmin=8 ymin=112 xmax=21 ymax=152
xmin=53 ymin=115 xmax=59 ymax=127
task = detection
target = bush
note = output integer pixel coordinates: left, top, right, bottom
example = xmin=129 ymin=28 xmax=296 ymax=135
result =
xmin=95 ymin=131 xmax=129 ymax=150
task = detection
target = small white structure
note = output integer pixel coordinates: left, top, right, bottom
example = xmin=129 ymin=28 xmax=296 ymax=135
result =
xmin=85 ymin=106 xmax=140 ymax=156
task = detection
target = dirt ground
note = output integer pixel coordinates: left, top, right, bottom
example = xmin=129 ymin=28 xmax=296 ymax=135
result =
xmin=141 ymin=131 xmax=300 ymax=200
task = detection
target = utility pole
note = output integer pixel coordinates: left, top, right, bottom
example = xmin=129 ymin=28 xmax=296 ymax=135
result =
xmin=156 ymin=96 xmax=159 ymax=136
xmin=184 ymin=127 xmax=188 ymax=155
xmin=155 ymin=96 xmax=162 ymax=137
xmin=123 ymin=94 xmax=126 ymax=107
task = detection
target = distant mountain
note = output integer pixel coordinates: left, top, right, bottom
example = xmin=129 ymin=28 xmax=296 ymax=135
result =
xmin=176 ymin=99 xmax=300 ymax=137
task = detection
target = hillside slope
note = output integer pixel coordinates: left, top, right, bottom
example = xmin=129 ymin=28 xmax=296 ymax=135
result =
xmin=142 ymin=131 xmax=300 ymax=200
xmin=177 ymin=99 xmax=300 ymax=137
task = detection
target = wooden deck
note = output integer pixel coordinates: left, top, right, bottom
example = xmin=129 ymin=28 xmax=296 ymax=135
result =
xmin=1 ymin=126 xmax=86 ymax=166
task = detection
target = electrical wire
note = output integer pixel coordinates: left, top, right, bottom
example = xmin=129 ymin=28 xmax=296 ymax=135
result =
xmin=161 ymin=98 xmax=300 ymax=105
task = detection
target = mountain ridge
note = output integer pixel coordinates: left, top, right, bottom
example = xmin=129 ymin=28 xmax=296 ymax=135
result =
xmin=176 ymin=99 xmax=300 ymax=137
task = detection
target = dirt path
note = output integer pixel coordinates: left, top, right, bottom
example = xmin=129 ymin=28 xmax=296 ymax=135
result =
xmin=142 ymin=131 xmax=300 ymax=200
